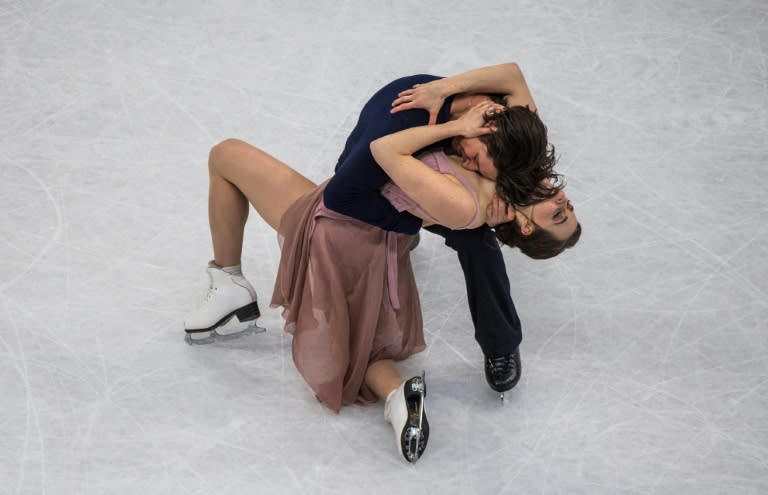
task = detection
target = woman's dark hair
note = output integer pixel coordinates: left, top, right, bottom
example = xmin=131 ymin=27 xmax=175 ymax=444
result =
xmin=480 ymin=105 xmax=560 ymax=206
xmin=495 ymin=219 xmax=582 ymax=260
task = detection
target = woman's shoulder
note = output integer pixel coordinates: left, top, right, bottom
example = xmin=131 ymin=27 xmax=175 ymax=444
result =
xmin=416 ymin=149 xmax=449 ymax=169
xmin=439 ymin=156 xmax=496 ymax=209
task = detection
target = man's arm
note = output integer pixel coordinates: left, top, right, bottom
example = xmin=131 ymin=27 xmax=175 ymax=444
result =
xmin=391 ymin=63 xmax=537 ymax=123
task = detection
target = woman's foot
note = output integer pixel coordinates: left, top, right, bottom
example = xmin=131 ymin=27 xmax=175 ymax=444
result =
xmin=384 ymin=374 xmax=429 ymax=463
xmin=184 ymin=262 xmax=264 ymax=344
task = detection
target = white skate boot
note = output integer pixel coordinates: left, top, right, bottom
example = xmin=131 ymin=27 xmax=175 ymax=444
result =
xmin=184 ymin=262 xmax=265 ymax=345
xmin=384 ymin=372 xmax=429 ymax=463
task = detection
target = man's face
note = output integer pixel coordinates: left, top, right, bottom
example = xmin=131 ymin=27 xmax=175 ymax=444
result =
xmin=452 ymin=136 xmax=498 ymax=180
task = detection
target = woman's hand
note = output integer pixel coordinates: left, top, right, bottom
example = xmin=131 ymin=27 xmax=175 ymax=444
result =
xmin=456 ymin=101 xmax=505 ymax=138
xmin=390 ymin=80 xmax=448 ymax=125
xmin=485 ymin=194 xmax=517 ymax=227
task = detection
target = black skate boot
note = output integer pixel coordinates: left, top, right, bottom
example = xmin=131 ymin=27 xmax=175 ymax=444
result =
xmin=385 ymin=373 xmax=429 ymax=463
xmin=484 ymin=347 xmax=521 ymax=404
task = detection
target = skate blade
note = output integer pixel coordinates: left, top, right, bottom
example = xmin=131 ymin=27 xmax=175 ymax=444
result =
xmin=404 ymin=427 xmax=425 ymax=463
xmin=185 ymin=321 xmax=265 ymax=345
xmin=403 ymin=372 xmax=428 ymax=463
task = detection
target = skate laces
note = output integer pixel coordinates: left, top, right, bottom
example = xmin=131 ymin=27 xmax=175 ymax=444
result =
xmin=203 ymin=286 xmax=217 ymax=302
xmin=200 ymin=273 xmax=218 ymax=304
xmin=487 ymin=353 xmax=516 ymax=380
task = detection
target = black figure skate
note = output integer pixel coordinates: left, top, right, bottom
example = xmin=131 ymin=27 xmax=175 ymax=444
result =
xmin=484 ymin=348 xmax=521 ymax=404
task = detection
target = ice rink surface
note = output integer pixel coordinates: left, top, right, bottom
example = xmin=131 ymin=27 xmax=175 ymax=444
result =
xmin=1 ymin=1 xmax=767 ymax=493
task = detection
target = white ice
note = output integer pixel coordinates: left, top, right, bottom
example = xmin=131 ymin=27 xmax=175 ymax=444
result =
xmin=1 ymin=1 xmax=767 ymax=494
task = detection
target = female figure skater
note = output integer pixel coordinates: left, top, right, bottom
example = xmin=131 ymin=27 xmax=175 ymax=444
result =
xmin=184 ymin=102 xmax=579 ymax=463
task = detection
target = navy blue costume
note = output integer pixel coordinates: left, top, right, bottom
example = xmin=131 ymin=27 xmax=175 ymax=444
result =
xmin=324 ymin=75 xmax=522 ymax=358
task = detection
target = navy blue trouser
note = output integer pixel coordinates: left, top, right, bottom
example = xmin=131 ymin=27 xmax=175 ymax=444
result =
xmin=424 ymin=224 xmax=522 ymax=357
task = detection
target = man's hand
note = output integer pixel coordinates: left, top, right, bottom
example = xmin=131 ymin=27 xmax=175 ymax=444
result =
xmin=390 ymin=80 xmax=448 ymax=125
xmin=485 ymin=194 xmax=516 ymax=227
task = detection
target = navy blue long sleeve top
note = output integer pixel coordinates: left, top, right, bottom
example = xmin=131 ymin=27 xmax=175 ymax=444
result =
xmin=323 ymin=74 xmax=456 ymax=235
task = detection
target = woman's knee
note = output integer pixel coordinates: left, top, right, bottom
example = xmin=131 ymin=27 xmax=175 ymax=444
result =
xmin=209 ymin=138 xmax=243 ymax=170
xmin=208 ymin=138 xmax=265 ymax=176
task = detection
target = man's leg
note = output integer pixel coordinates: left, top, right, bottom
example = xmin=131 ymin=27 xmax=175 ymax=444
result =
xmin=424 ymin=224 xmax=522 ymax=396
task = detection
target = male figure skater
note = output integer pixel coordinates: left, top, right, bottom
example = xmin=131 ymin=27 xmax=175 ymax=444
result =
xmin=324 ymin=63 xmax=544 ymax=399
xmin=185 ymin=63 xmax=548 ymax=401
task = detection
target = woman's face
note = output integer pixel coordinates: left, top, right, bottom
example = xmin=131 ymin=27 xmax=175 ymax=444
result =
xmin=520 ymin=188 xmax=578 ymax=241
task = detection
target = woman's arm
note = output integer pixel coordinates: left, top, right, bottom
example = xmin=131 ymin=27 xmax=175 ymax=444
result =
xmin=370 ymin=101 xmax=503 ymax=229
xmin=324 ymin=74 xmax=445 ymax=234
xmin=390 ymin=63 xmax=537 ymax=123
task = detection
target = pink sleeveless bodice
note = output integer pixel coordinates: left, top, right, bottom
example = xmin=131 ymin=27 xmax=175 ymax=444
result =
xmin=380 ymin=151 xmax=482 ymax=229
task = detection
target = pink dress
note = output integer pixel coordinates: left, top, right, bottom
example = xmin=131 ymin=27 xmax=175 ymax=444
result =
xmin=270 ymin=151 xmax=481 ymax=412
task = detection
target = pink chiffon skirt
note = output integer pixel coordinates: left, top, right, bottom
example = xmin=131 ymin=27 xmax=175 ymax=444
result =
xmin=270 ymin=181 xmax=425 ymax=413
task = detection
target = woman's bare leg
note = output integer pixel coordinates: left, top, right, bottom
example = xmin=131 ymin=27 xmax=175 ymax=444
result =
xmin=365 ymin=360 xmax=403 ymax=399
xmin=207 ymin=138 xmax=316 ymax=266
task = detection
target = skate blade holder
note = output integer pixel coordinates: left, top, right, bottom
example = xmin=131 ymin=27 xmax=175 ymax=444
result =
xmin=404 ymin=426 xmax=424 ymax=463
xmin=405 ymin=370 xmax=427 ymax=463
xmin=185 ymin=321 xmax=266 ymax=345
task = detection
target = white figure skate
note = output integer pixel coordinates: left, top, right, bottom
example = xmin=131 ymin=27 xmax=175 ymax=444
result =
xmin=184 ymin=262 xmax=265 ymax=345
xmin=385 ymin=372 xmax=429 ymax=463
